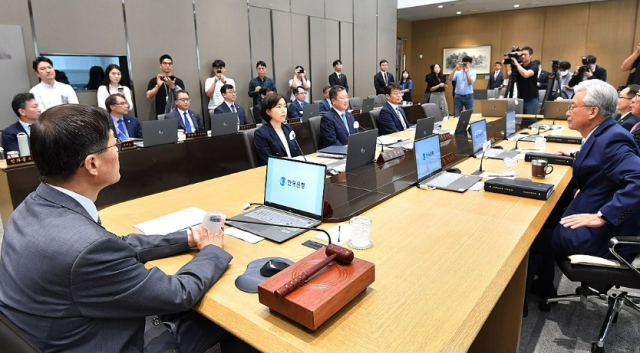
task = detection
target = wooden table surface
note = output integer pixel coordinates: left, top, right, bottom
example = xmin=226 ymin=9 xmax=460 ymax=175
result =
xmin=100 ymin=118 xmax=580 ymax=353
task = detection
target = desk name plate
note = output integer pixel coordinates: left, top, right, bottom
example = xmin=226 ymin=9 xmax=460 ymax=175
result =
xmin=120 ymin=140 xmax=136 ymax=151
xmin=377 ymin=148 xmax=405 ymax=163
xmin=186 ymin=131 xmax=208 ymax=140
xmin=5 ymin=156 xmax=34 ymax=169
xmin=287 ymin=118 xmax=302 ymax=125
xmin=239 ymin=124 xmax=257 ymax=131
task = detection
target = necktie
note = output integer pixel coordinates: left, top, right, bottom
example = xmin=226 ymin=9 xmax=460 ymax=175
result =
xmin=341 ymin=113 xmax=350 ymax=135
xmin=117 ymin=119 xmax=128 ymax=141
xmin=632 ymin=121 xmax=640 ymax=133
xmin=183 ymin=112 xmax=193 ymax=133
xmin=26 ymin=124 xmax=31 ymax=137
xmin=383 ymin=72 xmax=388 ymax=85
xmin=338 ymin=73 xmax=341 ymax=80
xmin=231 ymin=104 xmax=236 ymax=113
xmin=396 ymin=108 xmax=408 ymax=130
xmin=495 ymin=71 xmax=499 ymax=80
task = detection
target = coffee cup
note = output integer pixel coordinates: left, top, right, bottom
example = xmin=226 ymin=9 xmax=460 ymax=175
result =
xmin=531 ymin=159 xmax=553 ymax=178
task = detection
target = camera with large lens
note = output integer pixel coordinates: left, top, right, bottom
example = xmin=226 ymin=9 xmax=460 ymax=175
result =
xmin=503 ymin=46 xmax=522 ymax=65
xmin=551 ymin=59 xmax=559 ymax=73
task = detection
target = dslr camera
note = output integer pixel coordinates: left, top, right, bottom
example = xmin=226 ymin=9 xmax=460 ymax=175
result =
xmin=503 ymin=46 xmax=522 ymax=65
xmin=578 ymin=55 xmax=596 ymax=75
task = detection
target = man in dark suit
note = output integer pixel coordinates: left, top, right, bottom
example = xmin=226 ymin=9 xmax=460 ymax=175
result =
xmin=374 ymin=60 xmax=394 ymax=95
xmin=165 ymin=90 xmax=204 ymax=132
xmin=105 ymin=93 xmax=142 ymax=140
xmin=487 ymin=62 xmax=504 ymax=90
xmin=612 ymin=84 xmax=640 ymax=131
xmin=0 ymin=104 xmax=257 ymax=352
xmin=319 ymin=86 xmax=332 ymax=113
xmin=287 ymin=86 xmax=309 ymax=120
xmin=328 ymin=59 xmax=349 ymax=92
xmin=213 ymin=84 xmax=248 ymax=125
xmin=526 ymin=80 xmax=640 ymax=310
xmin=629 ymin=85 xmax=640 ymax=146
xmin=534 ymin=60 xmax=550 ymax=89
xmin=320 ymin=85 xmax=358 ymax=148
xmin=2 ymin=93 xmax=40 ymax=153
xmin=377 ymin=83 xmax=410 ymax=135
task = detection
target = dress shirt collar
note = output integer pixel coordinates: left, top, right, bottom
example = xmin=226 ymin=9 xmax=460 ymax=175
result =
xmin=583 ymin=124 xmax=600 ymax=145
xmin=620 ymin=111 xmax=632 ymax=120
xmin=333 ymin=107 xmax=346 ymax=116
xmin=177 ymin=108 xmax=188 ymax=116
xmin=388 ymin=102 xmax=399 ymax=110
xmin=47 ymin=184 xmax=99 ymax=223
xmin=296 ymin=99 xmax=305 ymax=105
xmin=38 ymin=80 xmax=59 ymax=89
xmin=225 ymin=101 xmax=235 ymax=109
xmin=18 ymin=120 xmax=32 ymax=136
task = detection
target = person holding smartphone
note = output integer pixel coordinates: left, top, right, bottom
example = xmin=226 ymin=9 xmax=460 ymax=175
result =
xmin=204 ymin=59 xmax=236 ymax=111
xmin=288 ymin=66 xmax=310 ymax=103
xmin=146 ymin=54 xmax=185 ymax=115
xmin=97 ymin=64 xmax=134 ymax=111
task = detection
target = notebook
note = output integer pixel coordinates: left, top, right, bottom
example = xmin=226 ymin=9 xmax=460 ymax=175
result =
xmin=474 ymin=90 xmax=488 ymax=100
xmin=210 ymin=112 xmax=238 ymax=137
xmin=543 ymin=100 xmax=571 ymax=120
xmin=326 ymin=129 xmax=379 ymax=173
xmin=361 ymin=98 xmax=374 ymax=113
xmin=480 ymin=99 xmax=509 ymax=117
xmin=302 ymin=104 xmax=320 ymax=122
xmin=470 ymin=119 xmax=518 ymax=160
xmin=226 ymin=157 xmax=326 ymax=243
xmin=137 ymin=120 xmax=178 ymax=148
xmin=505 ymin=110 xmax=517 ymax=138
xmin=414 ymin=134 xmax=481 ymax=192
xmin=452 ymin=109 xmax=473 ymax=134
xmin=390 ymin=117 xmax=435 ymax=149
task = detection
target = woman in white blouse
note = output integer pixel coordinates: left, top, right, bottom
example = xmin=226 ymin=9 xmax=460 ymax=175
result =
xmin=97 ymin=64 xmax=134 ymax=111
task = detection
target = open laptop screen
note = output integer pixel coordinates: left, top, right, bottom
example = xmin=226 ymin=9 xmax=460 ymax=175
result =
xmin=470 ymin=119 xmax=488 ymax=155
xmin=264 ymin=157 xmax=326 ymax=219
xmin=414 ymin=135 xmax=442 ymax=182
xmin=505 ymin=110 xmax=516 ymax=137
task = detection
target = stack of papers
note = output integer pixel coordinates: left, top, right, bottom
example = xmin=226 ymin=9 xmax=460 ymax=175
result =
xmin=376 ymin=136 xmax=409 ymax=146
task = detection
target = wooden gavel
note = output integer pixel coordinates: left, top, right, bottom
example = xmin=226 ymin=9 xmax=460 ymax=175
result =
xmin=274 ymin=244 xmax=354 ymax=299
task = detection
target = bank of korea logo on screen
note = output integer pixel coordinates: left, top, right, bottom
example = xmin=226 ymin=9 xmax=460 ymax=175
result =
xmin=474 ymin=129 xmax=484 ymax=139
xmin=280 ymin=176 xmax=306 ymax=189
xmin=422 ymin=151 xmax=434 ymax=160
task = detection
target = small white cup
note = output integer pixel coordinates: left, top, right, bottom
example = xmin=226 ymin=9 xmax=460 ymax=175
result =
xmin=503 ymin=157 xmax=517 ymax=177
xmin=535 ymin=136 xmax=546 ymax=152
xmin=348 ymin=216 xmax=372 ymax=250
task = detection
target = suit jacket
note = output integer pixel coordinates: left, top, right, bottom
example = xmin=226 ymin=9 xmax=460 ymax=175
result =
xmin=320 ymin=108 xmax=358 ymax=148
xmin=112 ymin=114 xmax=143 ymax=139
xmin=377 ymin=102 xmax=409 ymax=135
xmin=487 ymin=70 xmax=504 ymax=89
xmin=319 ymin=99 xmax=331 ymax=113
xmin=374 ymin=71 xmax=395 ymax=95
xmin=253 ymin=122 xmax=300 ymax=166
xmin=288 ymin=100 xmax=308 ymax=120
xmin=328 ymin=72 xmax=349 ymax=92
xmin=551 ymin=118 xmax=640 ymax=261
xmin=214 ymin=101 xmax=248 ymax=125
xmin=165 ymin=109 xmax=204 ymax=132
xmin=616 ymin=112 xmax=640 ymax=132
xmin=537 ymin=70 xmax=550 ymax=89
xmin=0 ymin=183 xmax=232 ymax=352
xmin=1 ymin=121 xmax=28 ymax=152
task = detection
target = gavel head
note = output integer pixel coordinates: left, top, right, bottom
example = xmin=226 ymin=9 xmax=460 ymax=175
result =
xmin=326 ymin=244 xmax=354 ymax=264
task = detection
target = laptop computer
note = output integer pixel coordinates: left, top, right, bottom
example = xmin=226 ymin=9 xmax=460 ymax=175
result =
xmin=470 ymin=119 xmax=518 ymax=160
xmin=210 ymin=112 xmax=239 ymax=137
xmin=543 ymin=100 xmax=571 ymax=120
xmin=390 ymin=117 xmax=435 ymax=149
xmin=474 ymin=90 xmax=488 ymax=100
xmin=137 ymin=120 xmax=178 ymax=148
xmin=505 ymin=110 xmax=517 ymax=138
xmin=326 ymin=129 xmax=379 ymax=173
xmin=361 ymin=98 xmax=374 ymax=113
xmin=453 ymin=109 xmax=473 ymax=134
xmin=414 ymin=134 xmax=481 ymax=192
xmin=480 ymin=99 xmax=509 ymax=117
xmin=302 ymin=104 xmax=321 ymax=122
xmin=226 ymin=157 xmax=326 ymax=243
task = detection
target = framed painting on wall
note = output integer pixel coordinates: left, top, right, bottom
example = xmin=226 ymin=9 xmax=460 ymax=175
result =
xmin=443 ymin=45 xmax=491 ymax=75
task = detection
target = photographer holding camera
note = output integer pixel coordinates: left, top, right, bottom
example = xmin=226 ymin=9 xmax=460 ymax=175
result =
xmin=289 ymin=65 xmax=311 ymax=103
xmin=451 ymin=56 xmax=476 ymax=117
xmin=570 ymin=55 xmax=607 ymax=87
xmin=507 ymin=46 xmax=539 ymax=114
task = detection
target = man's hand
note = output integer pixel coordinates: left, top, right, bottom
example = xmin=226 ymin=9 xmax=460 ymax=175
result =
xmin=554 ymin=149 xmax=575 ymax=157
xmin=254 ymin=86 xmax=261 ymax=92
xmin=584 ymin=71 xmax=593 ymax=78
xmin=560 ymin=213 xmax=606 ymax=229
xmin=166 ymin=77 xmax=176 ymax=89
xmin=463 ymin=65 xmax=469 ymax=73
xmin=156 ymin=74 xmax=165 ymax=87
xmin=188 ymin=224 xmax=224 ymax=250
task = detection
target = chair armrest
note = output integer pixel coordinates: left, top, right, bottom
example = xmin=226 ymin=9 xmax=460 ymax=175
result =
xmin=608 ymin=236 xmax=640 ymax=279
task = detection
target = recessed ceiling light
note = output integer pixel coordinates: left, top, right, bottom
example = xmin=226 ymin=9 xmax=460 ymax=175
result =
xmin=438 ymin=5 xmax=443 ymax=8
xmin=456 ymin=11 xmax=462 ymax=14
xmin=514 ymin=4 xmax=520 ymax=7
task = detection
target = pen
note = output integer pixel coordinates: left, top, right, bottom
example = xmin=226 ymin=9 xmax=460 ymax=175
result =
xmin=338 ymin=224 xmax=341 ymax=243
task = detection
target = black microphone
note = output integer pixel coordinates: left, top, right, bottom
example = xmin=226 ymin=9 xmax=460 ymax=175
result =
xmin=376 ymin=138 xmax=385 ymax=152
xmin=513 ymin=134 xmax=531 ymax=150
xmin=471 ymin=150 xmax=486 ymax=176
xmin=289 ymin=130 xmax=307 ymax=162
xmin=225 ymin=218 xmax=333 ymax=245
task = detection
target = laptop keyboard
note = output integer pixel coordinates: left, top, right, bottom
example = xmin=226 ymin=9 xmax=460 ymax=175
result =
xmin=425 ymin=172 xmax=462 ymax=188
xmin=246 ymin=208 xmax=314 ymax=227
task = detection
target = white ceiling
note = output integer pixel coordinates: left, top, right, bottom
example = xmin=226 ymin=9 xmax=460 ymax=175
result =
xmin=397 ymin=0 xmax=607 ymax=21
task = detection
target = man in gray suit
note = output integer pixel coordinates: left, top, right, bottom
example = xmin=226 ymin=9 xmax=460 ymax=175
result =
xmin=0 ymin=104 xmax=256 ymax=352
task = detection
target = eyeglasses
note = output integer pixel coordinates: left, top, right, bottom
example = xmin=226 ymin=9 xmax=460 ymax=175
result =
xmin=161 ymin=61 xmax=173 ymax=66
xmin=178 ymin=98 xmax=191 ymax=102
xmin=90 ymin=138 xmax=123 ymax=155
xmin=114 ymin=102 xmax=129 ymax=106
xmin=225 ymin=90 xmax=237 ymax=94
xmin=619 ymin=96 xmax=633 ymax=100
xmin=568 ymin=105 xmax=595 ymax=112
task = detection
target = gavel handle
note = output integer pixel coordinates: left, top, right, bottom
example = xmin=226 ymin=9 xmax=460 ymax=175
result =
xmin=274 ymin=254 xmax=337 ymax=299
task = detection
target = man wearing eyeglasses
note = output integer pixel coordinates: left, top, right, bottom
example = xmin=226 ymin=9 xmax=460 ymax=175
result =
xmin=213 ymin=84 xmax=248 ymax=125
xmin=165 ymin=90 xmax=204 ymax=133
xmin=146 ymin=54 xmax=185 ymax=115
xmin=105 ymin=93 xmax=142 ymax=140
xmin=287 ymin=86 xmax=309 ymax=120
xmin=524 ymin=80 xmax=640 ymax=315
xmin=377 ymin=83 xmax=410 ymax=135
xmin=612 ymin=84 xmax=640 ymax=131
xmin=0 ymin=104 xmax=258 ymax=352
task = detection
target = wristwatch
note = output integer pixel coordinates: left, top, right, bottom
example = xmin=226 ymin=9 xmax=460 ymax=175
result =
xmin=596 ymin=211 xmax=609 ymax=223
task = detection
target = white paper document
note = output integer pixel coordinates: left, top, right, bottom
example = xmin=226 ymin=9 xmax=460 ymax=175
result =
xmin=134 ymin=207 xmax=208 ymax=235
xmin=314 ymin=223 xmax=350 ymax=246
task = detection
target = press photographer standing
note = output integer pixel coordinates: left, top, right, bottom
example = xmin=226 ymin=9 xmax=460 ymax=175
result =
xmin=509 ymin=46 xmax=539 ymax=114
xmin=570 ymin=55 xmax=607 ymax=87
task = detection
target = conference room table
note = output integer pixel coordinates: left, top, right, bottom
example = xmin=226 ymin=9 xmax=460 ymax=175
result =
xmin=100 ymin=115 xmax=580 ymax=352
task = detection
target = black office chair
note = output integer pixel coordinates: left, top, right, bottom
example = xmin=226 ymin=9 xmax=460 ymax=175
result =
xmin=349 ymin=97 xmax=363 ymax=111
xmin=251 ymin=106 xmax=263 ymax=124
xmin=245 ymin=105 xmax=255 ymax=125
xmin=420 ymin=92 xmax=431 ymax=104
xmin=544 ymin=237 xmax=640 ymax=353
xmin=368 ymin=110 xmax=380 ymax=129
xmin=313 ymin=100 xmax=323 ymax=104
xmin=420 ymin=103 xmax=442 ymax=122
xmin=242 ymin=127 xmax=260 ymax=168
xmin=308 ymin=116 xmax=322 ymax=151
xmin=157 ymin=114 xmax=166 ymax=120
xmin=0 ymin=312 xmax=41 ymax=352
